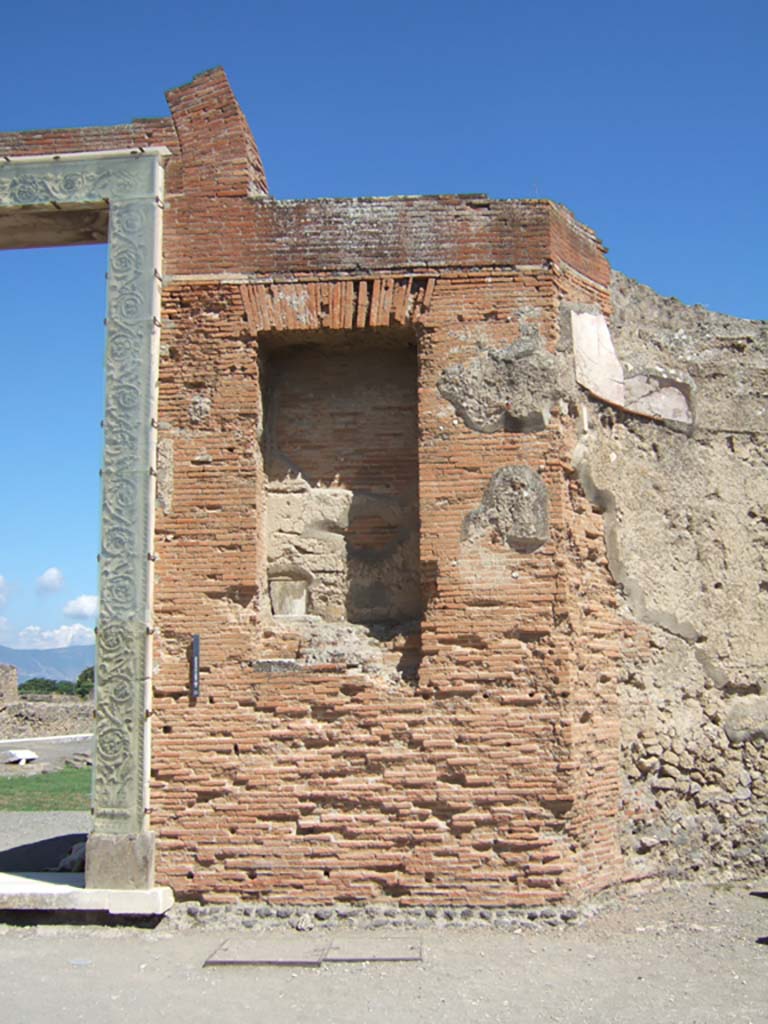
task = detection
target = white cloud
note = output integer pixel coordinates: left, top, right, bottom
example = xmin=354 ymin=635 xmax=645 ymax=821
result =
xmin=0 ymin=575 xmax=7 ymax=607
xmin=16 ymin=623 xmax=94 ymax=649
xmin=63 ymin=594 xmax=98 ymax=619
xmin=0 ymin=616 xmax=11 ymax=644
xmin=37 ymin=567 xmax=65 ymax=594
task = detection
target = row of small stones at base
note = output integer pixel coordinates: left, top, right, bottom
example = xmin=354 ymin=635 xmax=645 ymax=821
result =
xmin=170 ymin=901 xmax=586 ymax=930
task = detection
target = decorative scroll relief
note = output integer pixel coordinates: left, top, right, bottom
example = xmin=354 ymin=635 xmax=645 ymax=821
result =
xmin=0 ymin=152 xmax=166 ymax=836
xmin=0 ymin=155 xmax=157 ymax=206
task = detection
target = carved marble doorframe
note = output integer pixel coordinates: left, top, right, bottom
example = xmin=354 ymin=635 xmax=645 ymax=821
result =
xmin=0 ymin=150 xmax=168 ymax=889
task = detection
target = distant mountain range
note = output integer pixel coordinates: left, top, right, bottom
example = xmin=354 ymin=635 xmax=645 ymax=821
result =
xmin=0 ymin=644 xmax=95 ymax=683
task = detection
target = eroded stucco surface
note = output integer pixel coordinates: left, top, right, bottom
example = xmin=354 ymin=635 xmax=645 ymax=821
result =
xmin=575 ymin=272 xmax=768 ymax=877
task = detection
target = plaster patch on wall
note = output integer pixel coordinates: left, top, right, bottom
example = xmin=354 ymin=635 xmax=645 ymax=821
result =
xmin=572 ymin=442 xmax=701 ymax=642
xmin=463 ymin=466 xmax=549 ymax=553
xmin=437 ymin=336 xmax=560 ymax=434
xmin=189 ymin=393 xmax=211 ymax=423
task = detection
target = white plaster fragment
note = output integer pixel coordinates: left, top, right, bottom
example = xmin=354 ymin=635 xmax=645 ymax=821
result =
xmin=571 ymin=311 xmax=625 ymax=406
xmin=571 ymin=311 xmax=693 ymax=425
xmin=624 ymin=374 xmax=694 ymax=425
xmin=269 ymin=578 xmax=309 ymax=617
xmin=3 ymin=748 xmax=38 ymax=765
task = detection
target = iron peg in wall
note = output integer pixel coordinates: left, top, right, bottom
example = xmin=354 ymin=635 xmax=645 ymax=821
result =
xmin=190 ymin=634 xmax=200 ymax=699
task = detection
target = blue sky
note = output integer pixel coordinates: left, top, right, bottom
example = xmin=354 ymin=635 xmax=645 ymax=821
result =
xmin=0 ymin=0 xmax=765 ymax=649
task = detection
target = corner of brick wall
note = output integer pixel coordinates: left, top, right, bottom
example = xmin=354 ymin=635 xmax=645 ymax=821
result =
xmin=165 ymin=66 xmax=268 ymax=198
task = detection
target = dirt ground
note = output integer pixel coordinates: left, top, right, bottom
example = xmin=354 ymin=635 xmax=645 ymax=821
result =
xmin=0 ymin=728 xmax=765 ymax=1022
xmin=0 ymin=879 xmax=765 ymax=1023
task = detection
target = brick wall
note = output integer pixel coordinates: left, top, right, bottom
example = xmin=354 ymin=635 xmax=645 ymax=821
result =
xmin=150 ymin=259 xmax=621 ymax=905
xmin=0 ymin=68 xmax=628 ymax=906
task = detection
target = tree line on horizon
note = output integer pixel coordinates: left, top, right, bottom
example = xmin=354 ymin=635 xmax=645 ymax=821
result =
xmin=22 ymin=666 xmax=94 ymax=699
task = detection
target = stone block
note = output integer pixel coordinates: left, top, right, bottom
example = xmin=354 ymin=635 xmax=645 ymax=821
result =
xmin=0 ymin=664 xmax=18 ymax=705
xmin=269 ymin=578 xmax=308 ymax=616
xmin=85 ymin=831 xmax=156 ymax=890
xmin=724 ymin=696 xmax=768 ymax=744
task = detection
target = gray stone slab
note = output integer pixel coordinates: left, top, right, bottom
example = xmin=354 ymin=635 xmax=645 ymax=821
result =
xmin=325 ymin=936 xmax=423 ymax=963
xmin=0 ymin=871 xmax=173 ymax=914
xmin=205 ymin=936 xmax=330 ymax=967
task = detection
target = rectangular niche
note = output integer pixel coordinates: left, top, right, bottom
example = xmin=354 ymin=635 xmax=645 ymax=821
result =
xmin=260 ymin=327 xmax=421 ymax=630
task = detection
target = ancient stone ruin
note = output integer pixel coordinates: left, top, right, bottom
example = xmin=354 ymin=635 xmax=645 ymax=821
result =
xmin=0 ymin=68 xmax=765 ymax=906
xmin=0 ymin=664 xmax=18 ymax=707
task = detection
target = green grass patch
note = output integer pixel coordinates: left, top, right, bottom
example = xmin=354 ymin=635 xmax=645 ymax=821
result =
xmin=0 ymin=766 xmax=91 ymax=812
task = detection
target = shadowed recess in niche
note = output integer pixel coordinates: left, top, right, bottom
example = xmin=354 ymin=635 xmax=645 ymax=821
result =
xmin=260 ymin=327 xmax=422 ymax=628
